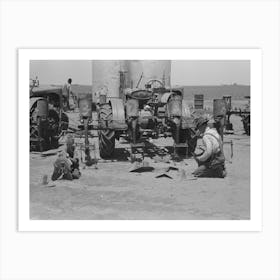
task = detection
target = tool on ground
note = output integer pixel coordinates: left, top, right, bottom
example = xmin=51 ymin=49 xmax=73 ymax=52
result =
xmin=41 ymin=174 xmax=56 ymax=187
xmin=165 ymin=166 xmax=179 ymax=172
xmin=223 ymin=140 xmax=234 ymax=163
xmin=42 ymin=174 xmax=48 ymax=185
xmin=129 ymin=161 xmax=154 ymax=173
xmin=155 ymin=173 xmax=173 ymax=179
xmin=179 ymin=168 xmax=187 ymax=181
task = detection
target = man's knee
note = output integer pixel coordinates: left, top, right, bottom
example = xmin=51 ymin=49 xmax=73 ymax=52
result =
xmin=51 ymin=169 xmax=62 ymax=181
xmin=193 ymin=165 xmax=226 ymax=178
xmin=209 ymin=166 xmax=227 ymax=178
xmin=217 ymin=167 xmax=227 ymax=178
xmin=63 ymin=171 xmax=73 ymax=180
xmin=193 ymin=165 xmax=207 ymax=176
xmin=72 ymin=168 xmax=81 ymax=179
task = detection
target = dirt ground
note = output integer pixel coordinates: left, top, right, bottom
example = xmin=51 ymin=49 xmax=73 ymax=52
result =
xmin=30 ymin=114 xmax=250 ymax=220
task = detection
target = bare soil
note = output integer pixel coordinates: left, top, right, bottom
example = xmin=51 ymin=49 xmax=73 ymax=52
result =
xmin=30 ymin=114 xmax=250 ymax=220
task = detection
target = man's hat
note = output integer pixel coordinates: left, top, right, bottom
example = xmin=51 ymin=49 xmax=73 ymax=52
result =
xmin=194 ymin=116 xmax=209 ymax=129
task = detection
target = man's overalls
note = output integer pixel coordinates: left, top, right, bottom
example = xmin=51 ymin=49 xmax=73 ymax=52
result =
xmin=193 ymin=133 xmax=226 ymax=178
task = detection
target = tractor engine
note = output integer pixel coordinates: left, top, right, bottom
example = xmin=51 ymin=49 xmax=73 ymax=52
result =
xmin=138 ymin=106 xmax=154 ymax=130
xmin=92 ymin=68 xmax=196 ymax=159
xmin=125 ymin=89 xmax=157 ymax=143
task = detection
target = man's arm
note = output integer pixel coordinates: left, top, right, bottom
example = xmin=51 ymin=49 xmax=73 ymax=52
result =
xmin=196 ymin=136 xmax=213 ymax=162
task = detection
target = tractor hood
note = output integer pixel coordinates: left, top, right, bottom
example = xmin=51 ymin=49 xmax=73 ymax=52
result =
xmin=30 ymin=85 xmax=62 ymax=97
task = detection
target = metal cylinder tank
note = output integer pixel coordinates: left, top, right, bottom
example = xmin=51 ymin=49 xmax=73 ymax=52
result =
xmin=92 ymin=60 xmax=128 ymax=101
xmin=223 ymin=95 xmax=232 ymax=112
xmin=128 ymin=60 xmax=171 ymax=89
xmin=92 ymin=60 xmax=171 ymax=102
xmin=213 ymin=99 xmax=227 ymax=118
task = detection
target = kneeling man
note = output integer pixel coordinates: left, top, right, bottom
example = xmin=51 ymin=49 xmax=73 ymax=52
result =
xmin=192 ymin=116 xmax=226 ymax=178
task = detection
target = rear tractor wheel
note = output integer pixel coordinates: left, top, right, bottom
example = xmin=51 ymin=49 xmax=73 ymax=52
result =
xmin=98 ymin=103 xmax=115 ymax=158
xmin=242 ymin=115 xmax=250 ymax=136
xmin=30 ymin=124 xmax=45 ymax=152
xmin=172 ymin=125 xmax=196 ymax=157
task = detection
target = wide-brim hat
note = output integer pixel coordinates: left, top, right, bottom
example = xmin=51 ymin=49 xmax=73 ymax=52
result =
xmin=195 ymin=116 xmax=209 ymax=129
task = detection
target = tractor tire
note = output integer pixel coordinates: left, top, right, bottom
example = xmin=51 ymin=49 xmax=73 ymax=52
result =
xmin=30 ymin=123 xmax=46 ymax=152
xmin=98 ymin=103 xmax=115 ymax=158
xmin=128 ymin=119 xmax=140 ymax=143
xmin=60 ymin=112 xmax=69 ymax=131
xmin=50 ymin=136 xmax=59 ymax=149
xmin=177 ymin=129 xmax=187 ymax=156
xmin=186 ymin=128 xmax=198 ymax=156
xmin=243 ymin=115 xmax=250 ymax=136
xmin=172 ymin=128 xmax=197 ymax=157
xmin=48 ymin=109 xmax=60 ymax=149
xmin=245 ymin=124 xmax=250 ymax=136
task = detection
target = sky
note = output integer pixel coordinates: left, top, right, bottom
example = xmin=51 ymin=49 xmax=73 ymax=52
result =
xmin=30 ymin=60 xmax=250 ymax=86
xmin=171 ymin=60 xmax=250 ymax=86
xmin=30 ymin=60 xmax=92 ymax=85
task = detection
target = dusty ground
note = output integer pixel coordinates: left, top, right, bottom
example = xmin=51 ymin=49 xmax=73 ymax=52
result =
xmin=30 ymin=114 xmax=250 ymax=220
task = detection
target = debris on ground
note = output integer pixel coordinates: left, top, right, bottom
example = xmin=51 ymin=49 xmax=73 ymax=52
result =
xmin=155 ymin=173 xmax=173 ymax=179
xmin=129 ymin=161 xmax=155 ymax=173
xmin=30 ymin=113 xmax=250 ymax=220
xmin=179 ymin=168 xmax=187 ymax=181
xmin=42 ymin=175 xmax=48 ymax=185
xmin=41 ymin=174 xmax=56 ymax=187
xmin=165 ymin=166 xmax=179 ymax=172
xmin=153 ymin=154 xmax=171 ymax=163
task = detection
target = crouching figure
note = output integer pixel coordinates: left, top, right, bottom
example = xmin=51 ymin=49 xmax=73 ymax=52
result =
xmin=192 ymin=116 xmax=226 ymax=178
xmin=51 ymin=151 xmax=81 ymax=181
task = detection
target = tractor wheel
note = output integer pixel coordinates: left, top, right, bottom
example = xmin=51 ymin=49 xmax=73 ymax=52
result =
xmin=30 ymin=124 xmax=45 ymax=152
xmin=177 ymin=129 xmax=187 ymax=156
xmin=245 ymin=123 xmax=250 ymax=136
xmin=172 ymin=128 xmax=197 ymax=157
xmin=60 ymin=112 xmax=69 ymax=131
xmin=50 ymin=136 xmax=59 ymax=149
xmin=128 ymin=119 xmax=140 ymax=143
xmin=48 ymin=109 xmax=60 ymax=149
xmin=186 ymin=128 xmax=198 ymax=156
xmin=243 ymin=115 xmax=250 ymax=136
xmin=98 ymin=103 xmax=115 ymax=158
xmin=171 ymin=118 xmax=186 ymax=156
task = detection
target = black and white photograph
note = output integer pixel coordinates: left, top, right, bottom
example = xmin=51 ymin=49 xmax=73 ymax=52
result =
xmin=2 ymin=1 xmax=280 ymax=280
xmin=28 ymin=58 xmax=251 ymax=221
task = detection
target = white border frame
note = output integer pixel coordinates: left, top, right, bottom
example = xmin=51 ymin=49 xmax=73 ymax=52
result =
xmin=19 ymin=49 xmax=262 ymax=231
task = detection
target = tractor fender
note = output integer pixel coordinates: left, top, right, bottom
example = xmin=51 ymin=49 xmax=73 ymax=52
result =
xmin=161 ymin=92 xmax=175 ymax=118
xmin=30 ymin=97 xmax=47 ymax=122
xmin=30 ymin=97 xmax=45 ymax=111
xmin=109 ymin=98 xmax=127 ymax=130
xmin=182 ymin=100 xmax=191 ymax=118
xmin=161 ymin=92 xmax=173 ymax=104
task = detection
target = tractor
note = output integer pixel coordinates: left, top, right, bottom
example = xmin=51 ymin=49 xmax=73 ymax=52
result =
xmin=30 ymin=83 xmax=69 ymax=152
xmin=96 ymin=79 xmax=196 ymax=159
xmin=217 ymin=95 xmax=250 ymax=136
xmin=240 ymin=96 xmax=250 ymax=136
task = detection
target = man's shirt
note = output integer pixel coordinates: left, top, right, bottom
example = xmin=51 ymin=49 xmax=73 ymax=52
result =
xmin=196 ymin=127 xmax=221 ymax=162
xmin=62 ymin=83 xmax=71 ymax=97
